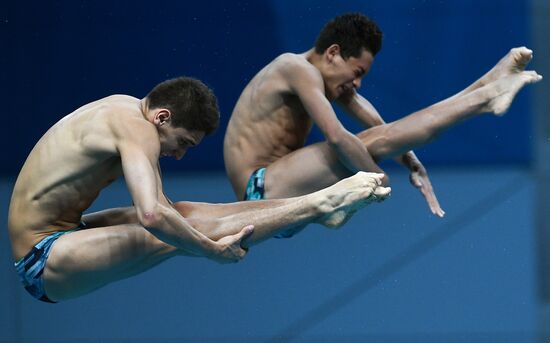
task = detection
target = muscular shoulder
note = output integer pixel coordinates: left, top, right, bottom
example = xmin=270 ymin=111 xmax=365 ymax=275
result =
xmin=269 ymin=53 xmax=324 ymax=94
xmin=79 ymin=95 xmax=159 ymax=155
xmin=107 ymin=101 xmax=159 ymax=151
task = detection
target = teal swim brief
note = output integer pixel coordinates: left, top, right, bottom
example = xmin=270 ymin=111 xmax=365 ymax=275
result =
xmin=14 ymin=223 xmax=84 ymax=303
xmin=244 ymin=168 xmax=298 ymax=238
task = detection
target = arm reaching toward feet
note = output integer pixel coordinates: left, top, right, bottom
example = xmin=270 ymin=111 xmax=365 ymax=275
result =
xmin=210 ymin=225 xmax=255 ymax=264
xmin=337 ymin=91 xmax=444 ymax=217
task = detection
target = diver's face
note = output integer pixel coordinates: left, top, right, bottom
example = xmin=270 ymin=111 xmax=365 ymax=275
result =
xmin=323 ymin=46 xmax=374 ymax=100
xmin=158 ymin=124 xmax=204 ymax=160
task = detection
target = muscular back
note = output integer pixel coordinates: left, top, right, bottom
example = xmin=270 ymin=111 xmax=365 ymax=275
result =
xmin=223 ymin=53 xmax=314 ymax=198
xmin=8 ymin=95 xmax=147 ymax=260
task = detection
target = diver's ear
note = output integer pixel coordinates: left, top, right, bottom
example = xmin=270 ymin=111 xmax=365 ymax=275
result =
xmin=326 ymin=44 xmax=341 ymax=63
xmin=153 ymin=109 xmax=172 ymax=126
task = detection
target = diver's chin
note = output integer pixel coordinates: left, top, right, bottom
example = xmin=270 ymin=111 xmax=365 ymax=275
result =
xmin=326 ymin=89 xmax=338 ymax=101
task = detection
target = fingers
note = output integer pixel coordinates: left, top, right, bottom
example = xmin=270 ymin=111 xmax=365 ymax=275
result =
xmin=229 ymin=225 xmax=255 ymax=262
xmin=239 ymin=224 xmax=255 ymax=251
xmin=428 ymin=195 xmax=445 ymax=217
xmin=423 ymin=187 xmax=445 ymax=218
xmin=426 ymin=191 xmax=445 ymax=217
xmin=433 ymin=207 xmax=446 ymax=218
xmin=212 ymin=225 xmax=255 ymax=264
xmin=412 ymin=171 xmax=446 ymax=218
xmin=229 ymin=224 xmax=254 ymax=243
xmin=430 ymin=203 xmax=445 ymax=218
xmin=239 ymin=224 xmax=255 ymax=240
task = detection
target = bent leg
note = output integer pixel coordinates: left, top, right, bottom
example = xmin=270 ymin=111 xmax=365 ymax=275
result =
xmin=44 ymin=172 xmax=389 ymax=301
xmin=43 ymin=223 xmax=181 ymax=301
xmin=443 ymin=47 xmax=535 ymax=102
xmin=178 ymin=171 xmax=389 ymax=245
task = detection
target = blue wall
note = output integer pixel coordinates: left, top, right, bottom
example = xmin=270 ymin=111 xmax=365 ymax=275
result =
xmin=0 ymin=168 xmax=537 ymax=342
xmin=2 ymin=0 xmax=530 ymax=175
xmin=1 ymin=1 xmax=540 ymax=341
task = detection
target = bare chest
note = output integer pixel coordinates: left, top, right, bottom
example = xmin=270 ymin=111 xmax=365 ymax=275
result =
xmin=269 ymin=93 xmax=312 ymax=149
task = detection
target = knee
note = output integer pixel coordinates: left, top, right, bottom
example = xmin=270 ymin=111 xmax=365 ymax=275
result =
xmin=172 ymin=201 xmax=195 ymax=217
xmin=44 ymin=239 xmax=76 ymax=277
xmin=363 ymin=129 xmax=392 ymax=159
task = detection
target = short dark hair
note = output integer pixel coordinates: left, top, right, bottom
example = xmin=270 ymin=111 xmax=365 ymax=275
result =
xmin=146 ymin=77 xmax=220 ymax=135
xmin=315 ymin=13 xmax=383 ymax=59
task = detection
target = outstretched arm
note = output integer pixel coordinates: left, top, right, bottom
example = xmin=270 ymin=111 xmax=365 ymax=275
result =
xmin=113 ymin=117 xmax=253 ymax=263
xmin=337 ymin=90 xmax=445 ymax=217
xmin=284 ymin=61 xmax=387 ymax=183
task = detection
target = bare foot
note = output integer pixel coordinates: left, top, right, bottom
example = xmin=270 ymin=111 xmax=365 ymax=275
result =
xmin=476 ymin=47 xmax=534 ymax=88
xmin=483 ymin=70 xmax=542 ymax=115
xmin=315 ymin=172 xmax=391 ymax=228
xmin=321 ymin=186 xmax=391 ymax=228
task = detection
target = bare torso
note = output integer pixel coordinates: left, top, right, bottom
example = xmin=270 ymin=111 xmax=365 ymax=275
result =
xmin=223 ymin=53 xmax=315 ymax=198
xmin=8 ymin=95 xmax=145 ymax=260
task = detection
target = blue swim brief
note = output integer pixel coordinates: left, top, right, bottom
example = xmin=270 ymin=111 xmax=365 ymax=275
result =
xmin=14 ymin=223 xmax=84 ymax=303
xmin=244 ymin=168 xmax=298 ymax=239
xmin=244 ymin=168 xmax=266 ymax=201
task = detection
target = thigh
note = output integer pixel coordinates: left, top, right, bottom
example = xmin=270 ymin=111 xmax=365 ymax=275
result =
xmin=264 ymin=126 xmax=395 ymax=199
xmin=264 ymin=141 xmax=353 ymax=199
xmin=43 ymin=224 xmax=181 ymax=301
